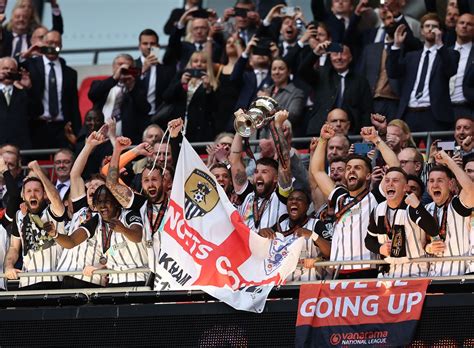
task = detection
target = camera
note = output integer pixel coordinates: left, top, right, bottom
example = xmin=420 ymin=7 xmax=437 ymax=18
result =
xmin=121 ymin=67 xmax=141 ymax=77
xmin=185 ymin=69 xmax=205 ymax=78
xmin=233 ymin=7 xmax=249 ymax=17
xmin=40 ymin=46 xmax=60 ymax=55
xmin=6 ymin=72 xmax=22 ymax=81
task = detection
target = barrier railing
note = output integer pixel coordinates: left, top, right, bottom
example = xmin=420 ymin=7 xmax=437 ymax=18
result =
xmin=19 ymin=130 xmax=455 ymax=158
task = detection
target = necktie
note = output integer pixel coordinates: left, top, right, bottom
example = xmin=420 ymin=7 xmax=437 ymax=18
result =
xmin=196 ymin=43 xmax=203 ymax=51
xmin=415 ymin=50 xmax=430 ymax=99
xmin=12 ymin=34 xmax=23 ymax=57
xmin=449 ymin=46 xmax=462 ymax=96
xmin=56 ymin=183 xmax=66 ymax=192
xmin=3 ymin=88 xmax=11 ymax=106
xmin=111 ymin=86 xmax=124 ymax=122
xmin=334 ymin=74 xmax=344 ymax=108
xmin=48 ymin=62 xmax=59 ymax=118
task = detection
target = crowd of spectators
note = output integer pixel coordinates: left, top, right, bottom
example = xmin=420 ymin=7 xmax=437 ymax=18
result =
xmin=0 ymin=0 xmax=473 ymax=290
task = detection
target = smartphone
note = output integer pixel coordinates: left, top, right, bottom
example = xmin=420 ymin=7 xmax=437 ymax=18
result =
xmin=437 ymin=141 xmax=455 ymax=151
xmin=40 ymin=46 xmax=60 ymax=55
xmin=122 ymin=67 xmax=141 ymax=77
xmin=326 ymin=42 xmax=344 ymax=53
xmin=281 ymin=6 xmax=299 ymax=16
xmin=185 ymin=69 xmax=205 ymax=78
xmin=191 ymin=8 xmax=209 ymax=18
xmin=234 ymin=7 xmax=249 ymax=17
xmin=6 ymin=72 xmax=22 ymax=81
xmin=150 ymin=46 xmax=159 ymax=57
xmin=354 ymin=143 xmax=374 ymax=155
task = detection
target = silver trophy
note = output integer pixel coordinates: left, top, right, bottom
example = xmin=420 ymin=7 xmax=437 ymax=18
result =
xmin=234 ymin=96 xmax=279 ymax=137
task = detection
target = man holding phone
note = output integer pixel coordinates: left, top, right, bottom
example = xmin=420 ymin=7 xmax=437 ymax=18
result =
xmin=24 ymin=30 xmax=81 ymax=149
xmin=298 ymin=41 xmax=373 ymax=136
xmin=222 ymin=0 xmax=261 ymax=45
xmin=88 ymin=53 xmax=150 ymax=144
xmin=135 ymin=29 xmax=175 ymax=118
xmin=0 ymin=57 xmax=32 ymax=149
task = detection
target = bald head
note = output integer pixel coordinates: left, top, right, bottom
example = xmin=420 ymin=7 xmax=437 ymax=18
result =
xmin=327 ymin=108 xmax=351 ymax=135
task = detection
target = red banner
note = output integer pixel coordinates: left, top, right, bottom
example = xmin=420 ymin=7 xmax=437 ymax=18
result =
xmin=296 ymin=279 xmax=430 ymax=347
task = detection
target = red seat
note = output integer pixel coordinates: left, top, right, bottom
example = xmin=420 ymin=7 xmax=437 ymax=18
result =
xmin=78 ymin=75 xmax=108 ymax=124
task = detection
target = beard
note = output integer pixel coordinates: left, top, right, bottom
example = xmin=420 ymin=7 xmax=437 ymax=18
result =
xmin=146 ymin=186 xmax=164 ymax=203
xmin=347 ymin=177 xmax=366 ymax=192
xmin=255 ymin=181 xmax=275 ymax=198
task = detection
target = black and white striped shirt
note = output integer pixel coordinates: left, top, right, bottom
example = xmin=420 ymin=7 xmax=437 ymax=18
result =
xmin=237 ymin=181 xmax=290 ymax=232
xmin=329 ymin=186 xmax=383 ymax=270
xmin=426 ymin=196 xmax=472 ymax=276
xmin=11 ymin=205 xmax=65 ymax=287
xmin=80 ymin=209 xmax=148 ymax=284
xmin=366 ymin=200 xmax=438 ymax=278
xmin=276 ymin=216 xmax=330 ymax=282
xmin=56 ymin=195 xmax=104 ymax=286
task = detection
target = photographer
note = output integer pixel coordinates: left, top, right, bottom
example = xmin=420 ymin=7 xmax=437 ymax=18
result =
xmin=0 ymin=57 xmax=32 ymax=148
xmin=161 ymin=51 xmax=218 ymax=143
xmin=88 ymin=53 xmax=150 ymax=145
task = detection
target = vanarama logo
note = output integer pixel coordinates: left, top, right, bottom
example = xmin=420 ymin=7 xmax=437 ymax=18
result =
xmin=330 ymin=331 xmax=388 ymax=346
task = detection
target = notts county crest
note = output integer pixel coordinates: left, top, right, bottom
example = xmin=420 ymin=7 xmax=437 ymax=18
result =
xmin=184 ymin=169 xmax=219 ymax=219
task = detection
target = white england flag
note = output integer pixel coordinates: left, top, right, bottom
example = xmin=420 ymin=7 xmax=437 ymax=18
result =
xmin=154 ymin=137 xmax=304 ymax=313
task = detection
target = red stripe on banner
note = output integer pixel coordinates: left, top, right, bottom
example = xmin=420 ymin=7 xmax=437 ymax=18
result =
xmin=163 ymin=199 xmax=281 ymax=290
xmin=296 ymin=280 xmax=430 ymax=328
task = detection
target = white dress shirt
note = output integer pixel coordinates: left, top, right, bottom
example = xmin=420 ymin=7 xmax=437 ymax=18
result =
xmin=450 ymin=41 xmax=472 ymax=103
xmin=11 ymin=33 xmax=28 ymax=57
xmin=408 ymin=45 xmax=441 ymax=108
xmin=42 ymin=55 xmax=64 ymax=121
xmin=140 ymin=56 xmax=157 ymax=115
xmin=56 ymin=179 xmax=70 ymax=200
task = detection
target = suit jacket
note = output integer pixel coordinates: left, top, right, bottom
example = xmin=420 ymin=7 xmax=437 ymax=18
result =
xmin=230 ymin=55 xmax=273 ymax=110
xmin=269 ymin=83 xmax=305 ymax=124
xmin=298 ymin=52 xmax=373 ymax=136
xmin=459 ymin=45 xmax=474 ymax=104
xmin=163 ymin=25 xmax=223 ymax=70
xmin=357 ymin=42 xmax=400 ymax=97
xmin=24 ymin=56 xmax=82 ymax=133
xmin=311 ymin=0 xmax=358 ymax=44
xmin=386 ymin=46 xmax=460 ymax=123
xmin=88 ymin=77 xmax=150 ymax=144
xmin=134 ymin=58 xmax=176 ymax=113
xmin=1 ymin=13 xmax=63 ymax=57
xmin=161 ymin=73 xmax=215 ymax=143
xmin=0 ymin=86 xmax=32 ymax=148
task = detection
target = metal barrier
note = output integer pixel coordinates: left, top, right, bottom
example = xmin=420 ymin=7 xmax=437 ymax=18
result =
xmin=19 ymin=130 xmax=455 ymax=158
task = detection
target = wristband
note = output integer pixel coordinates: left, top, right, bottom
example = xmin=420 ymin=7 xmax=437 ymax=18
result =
xmin=311 ymin=231 xmax=319 ymax=243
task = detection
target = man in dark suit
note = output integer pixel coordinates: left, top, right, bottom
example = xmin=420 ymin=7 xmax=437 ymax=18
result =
xmin=222 ymin=0 xmax=261 ymax=46
xmin=24 ymin=31 xmax=81 ymax=149
xmin=357 ymin=9 xmax=401 ymax=119
xmin=298 ymin=42 xmax=372 ymax=136
xmin=134 ymin=29 xmax=175 ymax=118
xmin=230 ymin=35 xmax=273 ymax=112
xmin=0 ymin=57 xmax=33 ymax=149
xmin=311 ymin=0 xmax=358 ymax=44
xmin=449 ymin=13 xmax=474 ymax=117
xmin=386 ymin=13 xmax=460 ymax=132
xmin=163 ymin=11 xmax=222 ymax=70
xmin=0 ymin=7 xmax=30 ymax=59
xmin=88 ymin=54 xmax=150 ymax=145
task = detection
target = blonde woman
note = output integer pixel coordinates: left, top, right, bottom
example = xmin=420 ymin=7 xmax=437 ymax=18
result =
xmin=162 ymin=51 xmax=218 ymax=144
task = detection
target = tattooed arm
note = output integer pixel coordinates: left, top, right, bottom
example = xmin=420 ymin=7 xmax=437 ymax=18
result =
xmin=106 ymin=137 xmax=135 ymax=208
xmin=273 ymin=110 xmax=292 ymax=190
xmin=229 ymin=113 xmax=248 ymax=194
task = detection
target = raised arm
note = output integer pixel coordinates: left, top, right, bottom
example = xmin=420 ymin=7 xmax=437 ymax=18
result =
xmin=435 ymin=150 xmax=474 ymax=207
xmin=28 ymin=161 xmax=65 ymax=217
xmin=44 ymin=221 xmax=88 ymax=249
xmin=71 ymin=129 xmax=107 ymax=200
xmin=309 ymin=124 xmax=336 ymax=198
xmin=229 ymin=111 xmax=250 ymax=194
xmin=360 ymin=126 xmax=400 ymax=168
xmin=272 ymin=110 xmax=292 ymax=190
xmin=106 ymin=137 xmax=136 ymax=208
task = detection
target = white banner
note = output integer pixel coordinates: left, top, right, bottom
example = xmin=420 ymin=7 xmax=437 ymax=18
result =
xmin=154 ymin=138 xmax=304 ymax=312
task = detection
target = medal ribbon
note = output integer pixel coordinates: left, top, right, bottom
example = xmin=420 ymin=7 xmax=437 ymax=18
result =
xmin=276 ymin=214 xmax=310 ymax=237
xmin=433 ymin=197 xmax=451 ymax=241
xmin=334 ymin=187 xmax=370 ymax=223
xmin=146 ymin=196 xmax=168 ymax=236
